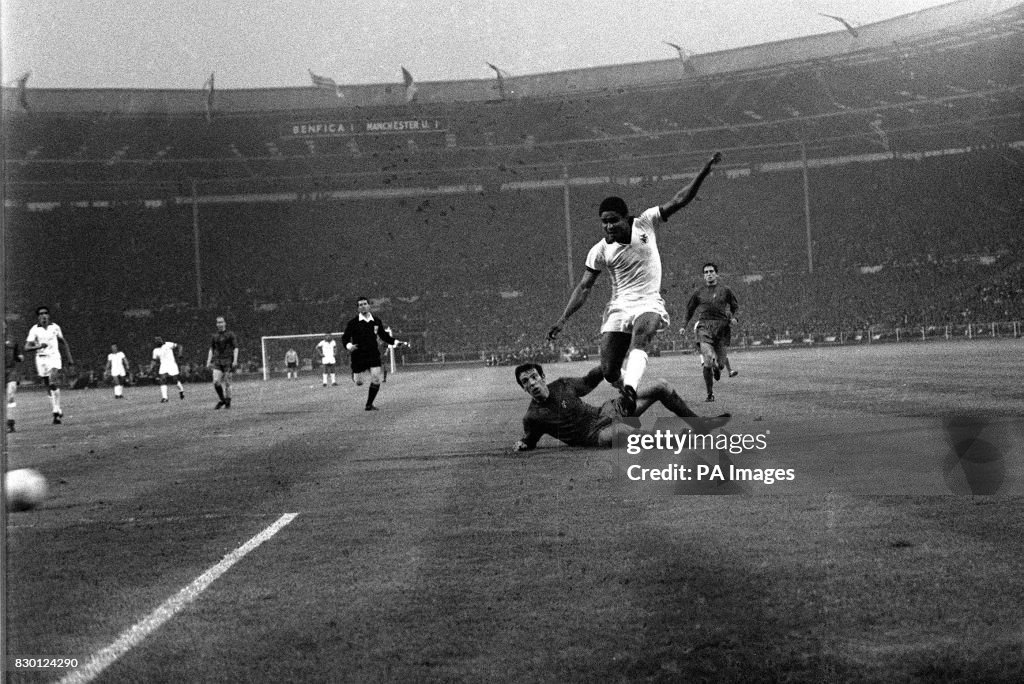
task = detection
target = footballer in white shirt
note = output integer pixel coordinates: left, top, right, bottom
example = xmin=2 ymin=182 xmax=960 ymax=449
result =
xmin=548 ymin=152 xmax=722 ymax=416
xmin=24 ymin=306 xmax=74 ymax=424
xmin=149 ymin=336 xmax=186 ymax=403
xmin=315 ymin=333 xmax=339 ymax=386
xmin=105 ymin=344 xmax=131 ymax=399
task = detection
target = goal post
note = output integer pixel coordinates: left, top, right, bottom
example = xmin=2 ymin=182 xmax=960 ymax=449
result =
xmin=261 ymin=332 xmax=343 ymax=381
xmin=260 ymin=332 xmax=400 ymax=380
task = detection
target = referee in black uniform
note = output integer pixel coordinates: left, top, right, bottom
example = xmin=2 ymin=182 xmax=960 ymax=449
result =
xmin=341 ymin=297 xmax=407 ymax=411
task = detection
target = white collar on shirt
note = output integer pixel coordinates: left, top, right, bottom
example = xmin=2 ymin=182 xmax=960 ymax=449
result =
xmin=358 ymin=313 xmax=375 ymax=322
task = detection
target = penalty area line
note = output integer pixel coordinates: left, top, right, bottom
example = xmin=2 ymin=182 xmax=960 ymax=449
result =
xmin=58 ymin=512 xmax=299 ymax=684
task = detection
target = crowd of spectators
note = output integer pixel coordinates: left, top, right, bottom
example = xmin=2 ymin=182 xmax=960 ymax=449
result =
xmin=6 ymin=149 xmax=1022 ymax=379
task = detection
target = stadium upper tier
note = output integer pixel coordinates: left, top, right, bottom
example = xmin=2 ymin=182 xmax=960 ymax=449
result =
xmin=2 ymin=0 xmax=1022 ymax=200
xmin=4 ymin=0 xmax=1022 ymax=112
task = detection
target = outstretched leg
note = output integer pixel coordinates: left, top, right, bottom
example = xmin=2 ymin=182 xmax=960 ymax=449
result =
xmin=638 ymin=378 xmax=730 ymax=432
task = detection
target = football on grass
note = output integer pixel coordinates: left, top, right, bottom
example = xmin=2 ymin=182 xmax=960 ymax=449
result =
xmin=5 ymin=468 xmax=47 ymax=512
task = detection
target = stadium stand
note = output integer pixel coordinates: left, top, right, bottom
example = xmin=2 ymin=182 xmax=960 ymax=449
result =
xmin=3 ymin=0 xmax=1022 ymax=375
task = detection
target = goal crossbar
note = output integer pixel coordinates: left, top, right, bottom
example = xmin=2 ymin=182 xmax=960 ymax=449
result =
xmin=260 ymin=332 xmax=397 ymax=380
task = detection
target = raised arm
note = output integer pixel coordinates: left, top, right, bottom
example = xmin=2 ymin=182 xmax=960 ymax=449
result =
xmin=659 ymin=152 xmax=722 ymax=221
xmin=548 ymin=269 xmax=600 ymax=340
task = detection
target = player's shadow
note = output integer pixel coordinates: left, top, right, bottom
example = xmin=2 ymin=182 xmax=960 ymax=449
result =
xmin=941 ymin=415 xmax=1008 ymax=495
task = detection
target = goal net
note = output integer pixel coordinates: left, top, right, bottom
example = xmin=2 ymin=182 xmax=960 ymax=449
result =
xmin=260 ymin=332 xmax=400 ymax=381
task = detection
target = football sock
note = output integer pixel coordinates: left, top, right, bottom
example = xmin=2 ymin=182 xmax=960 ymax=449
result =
xmin=114 ymin=385 xmax=123 ymax=397
xmin=703 ymin=367 xmax=714 ymax=395
xmin=366 ymin=383 xmax=380 ymax=407
xmin=51 ymin=388 xmax=61 ymax=413
xmin=622 ymin=349 xmax=648 ymax=391
xmin=330 ymin=373 xmax=336 ymax=384
xmin=161 ymin=385 xmax=168 ymax=400
xmin=215 ymin=384 xmax=225 ymax=400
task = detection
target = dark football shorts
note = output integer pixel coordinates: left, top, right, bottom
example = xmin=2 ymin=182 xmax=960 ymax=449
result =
xmin=696 ymin=320 xmax=731 ymax=347
xmin=351 ymin=353 xmax=383 ymax=375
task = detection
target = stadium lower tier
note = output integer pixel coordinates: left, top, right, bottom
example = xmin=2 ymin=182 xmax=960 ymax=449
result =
xmin=5 ymin=260 xmax=1021 ymax=378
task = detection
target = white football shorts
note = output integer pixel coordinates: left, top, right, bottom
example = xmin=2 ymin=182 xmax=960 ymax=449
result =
xmin=35 ymin=355 xmax=62 ymax=377
xmin=600 ymin=298 xmax=670 ymax=334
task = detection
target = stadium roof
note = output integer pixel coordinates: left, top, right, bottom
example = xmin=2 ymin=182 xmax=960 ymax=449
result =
xmin=2 ymin=0 xmax=1022 ymax=115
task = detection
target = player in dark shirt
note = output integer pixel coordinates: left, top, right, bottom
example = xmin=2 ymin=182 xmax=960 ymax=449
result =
xmin=206 ymin=315 xmax=239 ymax=409
xmin=512 ymin=363 xmax=728 ymax=451
xmin=5 ymin=322 xmax=24 ymax=432
xmin=341 ymin=297 xmax=408 ymax=411
xmin=684 ymin=262 xmax=739 ymax=402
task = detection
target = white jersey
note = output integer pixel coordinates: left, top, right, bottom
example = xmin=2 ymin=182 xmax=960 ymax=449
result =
xmin=152 ymin=342 xmax=180 ymax=375
xmin=585 ymin=206 xmax=665 ymax=306
xmin=316 ymin=339 xmax=337 ymax=365
xmin=26 ymin=323 xmax=64 ymax=362
xmin=107 ymin=351 xmax=128 ymax=376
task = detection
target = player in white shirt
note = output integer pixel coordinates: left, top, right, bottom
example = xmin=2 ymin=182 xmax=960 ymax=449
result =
xmin=315 ymin=333 xmax=338 ymax=386
xmin=104 ymin=344 xmax=131 ymax=399
xmin=24 ymin=306 xmax=74 ymax=425
xmin=548 ymin=152 xmax=722 ymax=416
xmin=149 ymin=336 xmax=185 ymax=403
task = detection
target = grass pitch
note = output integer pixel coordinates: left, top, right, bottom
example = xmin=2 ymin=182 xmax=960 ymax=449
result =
xmin=4 ymin=340 xmax=1023 ymax=682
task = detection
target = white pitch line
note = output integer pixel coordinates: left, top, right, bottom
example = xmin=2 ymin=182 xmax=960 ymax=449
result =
xmin=58 ymin=512 xmax=298 ymax=684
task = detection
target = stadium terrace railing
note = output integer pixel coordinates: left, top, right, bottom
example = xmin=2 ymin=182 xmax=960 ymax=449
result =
xmin=379 ymin=321 xmax=1022 ymax=369
xmin=733 ymin=321 xmax=1023 ymax=348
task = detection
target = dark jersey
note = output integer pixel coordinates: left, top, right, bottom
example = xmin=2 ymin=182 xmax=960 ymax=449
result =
xmin=210 ymin=330 xmax=238 ymax=362
xmin=685 ymin=284 xmax=739 ymax=323
xmin=521 ymin=377 xmax=616 ymax=449
xmin=5 ymin=338 xmax=23 ymax=381
xmin=341 ymin=315 xmax=396 ymax=372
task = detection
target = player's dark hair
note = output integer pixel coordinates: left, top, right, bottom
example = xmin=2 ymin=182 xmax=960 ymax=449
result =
xmin=35 ymin=306 xmax=49 ymax=315
xmin=514 ymin=362 xmax=544 ymax=385
xmin=357 ymin=296 xmax=369 ymax=305
xmin=598 ymin=196 xmax=628 ymax=217
xmin=702 ymin=262 xmax=718 ymax=273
